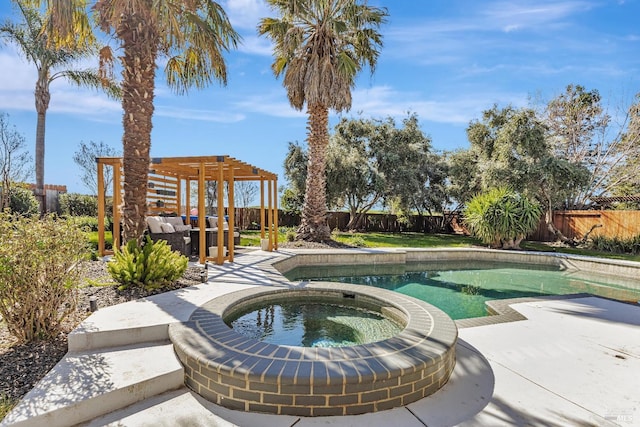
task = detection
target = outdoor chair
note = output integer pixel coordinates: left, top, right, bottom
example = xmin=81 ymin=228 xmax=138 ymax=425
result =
xmin=146 ymin=216 xmax=192 ymax=256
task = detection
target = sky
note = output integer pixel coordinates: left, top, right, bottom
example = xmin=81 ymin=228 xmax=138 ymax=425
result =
xmin=0 ymin=0 xmax=638 ymax=197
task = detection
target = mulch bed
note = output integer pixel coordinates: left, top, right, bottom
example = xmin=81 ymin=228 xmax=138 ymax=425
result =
xmin=0 ymin=261 xmax=202 ymax=411
xmin=0 ymin=240 xmax=348 ymax=415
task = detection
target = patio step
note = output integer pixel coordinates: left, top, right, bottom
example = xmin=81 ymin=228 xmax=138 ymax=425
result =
xmin=1 ymin=342 xmax=183 ymax=427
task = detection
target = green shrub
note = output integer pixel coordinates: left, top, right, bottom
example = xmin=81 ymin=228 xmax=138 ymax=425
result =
xmin=464 ymin=188 xmax=542 ymax=249
xmin=69 ymin=215 xmax=99 ymax=232
xmin=346 ymin=235 xmax=366 ymax=247
xmin=8 ymin=185 xmax=38 ymax=216
xmin=277 ymin=226 xmax=297 ymax=242
xmin=59 ymin=193 xmax=98 ymax=217
xmin=589 ymin=234 xmax=640 ymax=255
xmin=107 ymin=237 xmax=188 ymax=291
xmin=0 ymin=213 xmax=87 ymax=342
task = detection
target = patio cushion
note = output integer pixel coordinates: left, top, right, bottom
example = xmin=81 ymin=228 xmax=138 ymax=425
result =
xmin=147 ymin=216 xmax=164 ymax=234
xmin=208 ymin=216 xmax=229 ymax=230
xmin=174 ymin=224 xmax=192 ymax=232
xmin=164 ymin=217 xmax=185 ymax=228
xmin=160 ymin=223 xmax=175 ymax=233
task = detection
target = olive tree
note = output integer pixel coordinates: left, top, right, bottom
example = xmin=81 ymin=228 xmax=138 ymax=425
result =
xmin=283 ymin=114 xmax=444 ymax=231
xmin=461 ymin=104 xmax=590 ymax=244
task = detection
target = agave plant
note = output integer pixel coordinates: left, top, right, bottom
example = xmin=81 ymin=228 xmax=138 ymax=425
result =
xmin=464 ymin=187 xmax=542 ymax=249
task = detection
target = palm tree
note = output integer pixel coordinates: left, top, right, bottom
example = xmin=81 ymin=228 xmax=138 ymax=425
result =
xmin=1 ymin=0 xmax=120 ymax=214
xmin=29 ymin=0 xmax=240 ymax=242
xmin=259 ymin=0 xmax=387 ymax=241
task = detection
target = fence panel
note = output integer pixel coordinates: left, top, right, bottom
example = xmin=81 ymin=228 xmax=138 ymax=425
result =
xmin=531 ymin=210 xmax=640 ymax=241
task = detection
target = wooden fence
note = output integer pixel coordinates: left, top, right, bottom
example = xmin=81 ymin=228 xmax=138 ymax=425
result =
xmin=27 ymin=184 xmax=67 ymax=213
xmin=236 ymin=208 xmax=640 ymax=242
xmin=234 ymin=208 xmax=465 ymax=234
xmin=530 ymin=210 xmax=640 ymax=241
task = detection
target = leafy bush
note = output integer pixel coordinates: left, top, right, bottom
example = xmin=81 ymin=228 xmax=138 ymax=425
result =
xmin=107 ymin=237 xmax=187 ymax=291
xmin=68 ymin=215 xmax=99 ymax=232
xmin=0 ymin=213 xmax=87 ymax=341
xmin=589 ymin=234 xmax=640 ymax=255
xmin=59 ymin=193 xmax=98 ymax=217
xmin=464 ymin=188 xmax=542 ymax=249
xmin=346 ymin=235 xmax=366 ymax=247
xmin=279 ymin=226 xmax=297 ymax=242
xmin=8 ymin=185 xmax=38 ymax=216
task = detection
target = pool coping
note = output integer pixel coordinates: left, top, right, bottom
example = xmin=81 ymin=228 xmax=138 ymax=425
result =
xmin=266 ymin=247 xmax=640 ymax=330
xmin=168 ymin=282 xmax=458 ymax=416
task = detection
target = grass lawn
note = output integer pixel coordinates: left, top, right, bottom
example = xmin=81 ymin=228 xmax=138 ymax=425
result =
xmin=86 ymin=231 xmax=113 ymax=250
xmin=240 ymin=229 xmax=640 ymax=262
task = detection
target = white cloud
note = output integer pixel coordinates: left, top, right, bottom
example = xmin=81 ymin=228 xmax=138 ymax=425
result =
xmin=0 ymin=50 xmax=37 ymax=91
xmin=483 ymin=1 xmax=594 ymax=32
xmin=386 ymin=0 xmax=596 ymax=64
xmin=349 ymin=86 xmax=528 ymax=125
xmin=0 ymin=46 xmax=121 ymax=120
xmin=221 ymin=0 xmax=270 ymax=30
xmin=238 ymin=35 xmax=273 ymax=56
xmin=234 ymin=92 xmax=306 ymax=118
xmin=155 ymin=106 xmax=245 ymax=123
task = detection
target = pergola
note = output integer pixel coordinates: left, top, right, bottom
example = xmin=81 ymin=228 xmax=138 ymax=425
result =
xmin=96 ymin=155 xmax=278 ymax=265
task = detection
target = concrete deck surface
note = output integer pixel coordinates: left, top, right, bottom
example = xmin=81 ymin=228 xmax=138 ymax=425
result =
xmin=2 ymin=249 xmax=639 ymax=427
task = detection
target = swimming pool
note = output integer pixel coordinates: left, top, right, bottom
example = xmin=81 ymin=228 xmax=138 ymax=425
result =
xmin=285 ymin=261 xmax=640 ymax=319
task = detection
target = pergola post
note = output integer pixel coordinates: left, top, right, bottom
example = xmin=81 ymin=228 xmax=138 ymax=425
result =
xmin=228 ymin=167 xmax=235 ymax=263
xmin=260 ymin=179 xmax=265 ymax=240
xmin=273 ymin=177 xmax=279 ymax=250
xmin=216 ymin=160 xmax=225 ymax=265
xmin=267 ymin=177 xmax=273 ymax=251
xmin=112 ymin=160 xmax=122 ymax=249
xmin=185 ymin=179 xmax=191 ymax=224
xmin=176 ymin=177 xmax=182 ymax=217
xmin=198 ymin=162 xmax=206 ymax=264
xmin=97 ymin=161 xmax=105 ymax=256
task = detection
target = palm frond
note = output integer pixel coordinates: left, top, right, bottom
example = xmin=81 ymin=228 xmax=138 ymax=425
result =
xmin=259 ymin=0 xmax=387 ymax=112
xmin=159 ymin=0 xmax=241 ymax=94
xmin=55 ymin=69 xmax=121 ymax=99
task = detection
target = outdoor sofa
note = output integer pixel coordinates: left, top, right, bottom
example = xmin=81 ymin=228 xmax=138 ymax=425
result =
xmin=146 ymin=216 xmax=192 ymax=256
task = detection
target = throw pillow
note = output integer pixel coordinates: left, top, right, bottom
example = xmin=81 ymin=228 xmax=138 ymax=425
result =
xmin=160 ymin=223 xmax=176 ymax=233
xmin=147 ymin=217 xmax=164 ymax=234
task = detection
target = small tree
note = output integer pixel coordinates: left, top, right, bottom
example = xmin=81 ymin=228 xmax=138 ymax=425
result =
xmin=73 ymin=140 xmax=120 ymax=196
xmin=235 ymin=181 xmax=258 ymax=229
xmin=544 ymin=85 xmax=640 ymax=206
xmin=0 ymin=113 xmax=32 ymax=210
xmin=464 ymin=188 xmax=542 ymax=249
xmin=235 ymin=181 xmax=258 ymax=208
xmin=8 ymin=184 xmax=39 ymax=216
xmin=0 ymin=213 xmax=87 ymax=341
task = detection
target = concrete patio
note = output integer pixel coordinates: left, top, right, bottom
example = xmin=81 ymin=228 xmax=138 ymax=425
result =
xmin=2 ymin=249 xmax=639 ymax=427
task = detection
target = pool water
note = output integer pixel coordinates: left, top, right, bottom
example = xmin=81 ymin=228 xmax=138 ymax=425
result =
xmin=285 ymin=261 xmax=640 ymax=320
xmin=227 ymin=302 xmax=403 ymax=347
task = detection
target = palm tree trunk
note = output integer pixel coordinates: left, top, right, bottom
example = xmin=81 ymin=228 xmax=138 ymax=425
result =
xmin=119 ymin=14 xmax=158 ymax=244
xmin=34 ymin=72 xmax=50 ymax=214
xmin=298 ymin=103 xmax=331 ymax=241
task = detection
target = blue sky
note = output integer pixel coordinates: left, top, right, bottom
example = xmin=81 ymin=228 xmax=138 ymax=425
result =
xmin=0 ymin=0 xmax=638 ymax=196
